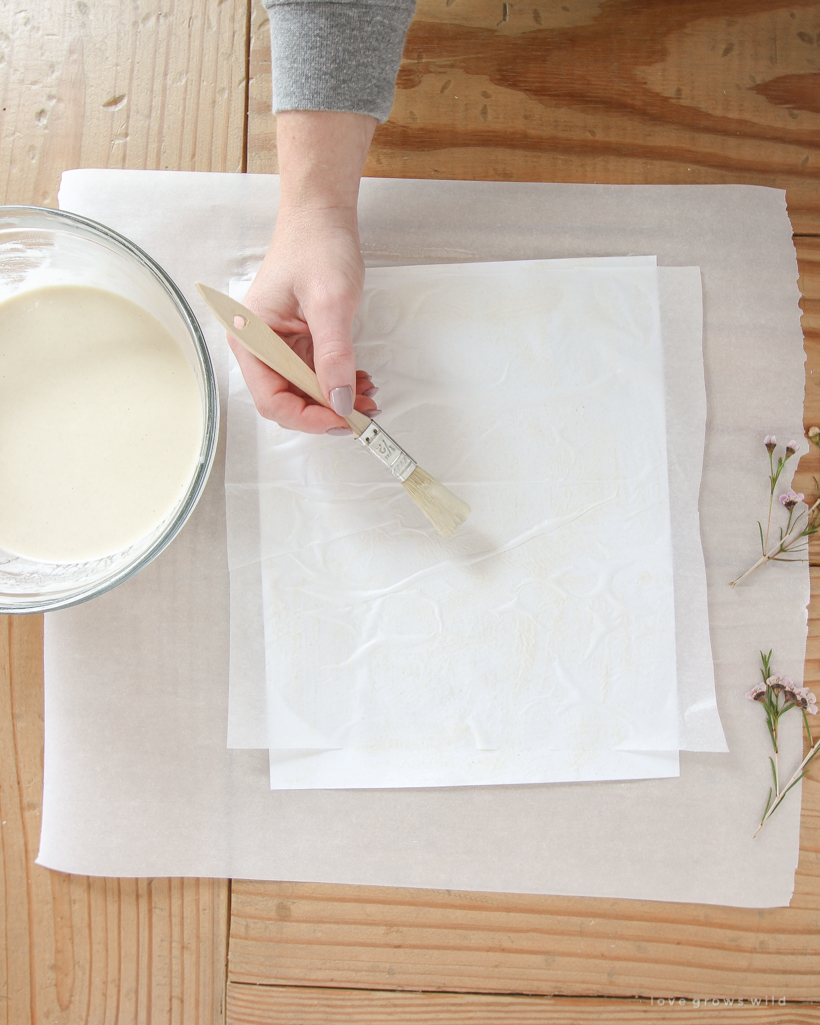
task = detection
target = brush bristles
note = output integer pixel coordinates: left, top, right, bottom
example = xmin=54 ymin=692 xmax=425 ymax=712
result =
xmin=401 ymin=465 xmax=471 ymax=537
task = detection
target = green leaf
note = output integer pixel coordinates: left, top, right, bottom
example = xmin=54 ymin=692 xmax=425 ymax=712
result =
xmin=804 ymin=742 xmax=820 ymax=770
xmin=781 ymin=772 xmax=808 ymax=799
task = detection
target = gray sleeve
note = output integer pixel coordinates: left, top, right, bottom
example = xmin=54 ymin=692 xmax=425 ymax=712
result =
xmin=262 ymin=0 xmax=416 ymax=123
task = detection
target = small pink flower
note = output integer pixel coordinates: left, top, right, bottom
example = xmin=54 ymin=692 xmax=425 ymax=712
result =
xmin=767 ymin=675 xmax=791 ymax=695
xmin=764 ymin=435 xmax=777 ymax=453
xmin=796 ymin=691 xmax=818 ymax=715
xmin=746 ymin=683 xmax=767 ymax=701
xmin=785 ymin=439 xmax=799 ymax=456
xmin=778 ymin=490 xmax=804 ymax=511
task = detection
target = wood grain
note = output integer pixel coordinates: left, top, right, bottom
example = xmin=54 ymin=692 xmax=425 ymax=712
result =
xmin=248 ymin=0 xmax=820 ymax=232
xmin=0 ymin=0 xmax=249 ymax=210
xmin=226 ymin=847 xmax=820 ymax=1003
xmin=0 ymin=1 xmax=245 ymax=1021
xmin=226 ymin=985 xmax=820 ymax=1024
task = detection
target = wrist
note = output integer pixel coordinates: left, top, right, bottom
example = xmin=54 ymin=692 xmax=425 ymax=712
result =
xmin=276 ymin=110 xmax=376 ymax=214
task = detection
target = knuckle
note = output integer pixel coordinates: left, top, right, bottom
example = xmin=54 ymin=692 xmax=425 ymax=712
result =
xmin=252 ymin=394 xmax=280 ymax=423
xmin=315 ymin=341 xmax=352 ymax=371
xmin=308 ymin=288 xmax=359 ymax=320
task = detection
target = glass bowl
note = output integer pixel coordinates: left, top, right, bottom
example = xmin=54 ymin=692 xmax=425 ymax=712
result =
xmin=0 ymin=206 xmax=218 ymax=613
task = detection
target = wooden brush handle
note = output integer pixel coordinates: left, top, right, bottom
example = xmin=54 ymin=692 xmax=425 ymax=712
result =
xmin=344 ymin=409 xmax=371 ymax=437
xmin=196 ymin=283 xmax=371 ymax=437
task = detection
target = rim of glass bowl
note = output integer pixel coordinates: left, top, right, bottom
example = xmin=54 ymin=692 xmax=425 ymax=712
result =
xmin=0 ymin=205 xmax=219 ymax=614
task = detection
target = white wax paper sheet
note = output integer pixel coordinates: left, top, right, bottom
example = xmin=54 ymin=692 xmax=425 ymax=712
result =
xmin=226 ymin=260 xmax=685 ymax=790
xmin=226 ymin=258 xmax=726 ymax=767
xmin=40 ymin=171 xmax=806 ymax=908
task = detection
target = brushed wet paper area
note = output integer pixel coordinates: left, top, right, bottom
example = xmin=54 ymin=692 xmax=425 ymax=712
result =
xmin=41 ymin=172 xmax=804 ymax=907
xmin=229 ymin=261 xmax=680 ymax=789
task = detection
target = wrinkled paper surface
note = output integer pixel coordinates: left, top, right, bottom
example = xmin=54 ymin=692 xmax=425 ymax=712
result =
xmin=229 ymin=260 xmax=685 ymax=789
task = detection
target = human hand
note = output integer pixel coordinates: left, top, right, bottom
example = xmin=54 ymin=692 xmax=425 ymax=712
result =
xmin=228 ymin=111 xmax=380 ymax=435
xmin=234 ymin=207 xmax=379 ymax=434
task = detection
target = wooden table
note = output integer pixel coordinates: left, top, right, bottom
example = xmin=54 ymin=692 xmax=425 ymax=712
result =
xmin=1 ymin=2 xmax=819 ymax=1021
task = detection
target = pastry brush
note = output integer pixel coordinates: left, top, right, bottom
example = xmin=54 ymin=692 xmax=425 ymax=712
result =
xmin=196 ymin=283 xmax=471 ymax=537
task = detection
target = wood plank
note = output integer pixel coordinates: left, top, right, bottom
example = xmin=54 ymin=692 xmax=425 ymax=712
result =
xmin=247 ymin=0 xmax=278 ymax=176
xmin=0 ymin=0 xmax=245 ymax=1020
xmin=249 ymin=0 xmax=820 ymax=232
xmin=226 ymin=858 xmax=820 ymax=1000
xmin=226 ymin=985 xmax=820 ymax=1024
xmin=0 ymin=0 xmax=249 ymax=210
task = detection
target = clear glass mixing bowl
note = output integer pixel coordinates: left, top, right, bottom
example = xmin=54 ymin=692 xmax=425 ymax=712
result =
xmin=0 ymin=206 xmax=218 ymax=613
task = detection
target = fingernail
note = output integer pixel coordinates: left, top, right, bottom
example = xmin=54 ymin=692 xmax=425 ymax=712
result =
xmin=368 ymin=409 xmax=382 ymax=417
xmin=363 ymin=386 xmax=379 ymax=398
xmin=330 ymin=386 xmax=354 ymax=416
xmin=326 ymin=427 xmax=351 ymax=436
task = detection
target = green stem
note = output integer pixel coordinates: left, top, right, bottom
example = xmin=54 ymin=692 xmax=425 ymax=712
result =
xmin=732 ymin=499 xmax=820 ymax=586
xmin=764 ymin=450 xmax=776 ymax=552
xmin=755 ymin=736 xmax=820 ymax=836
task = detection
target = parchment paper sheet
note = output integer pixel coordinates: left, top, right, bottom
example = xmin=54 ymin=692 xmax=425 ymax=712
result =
xmin=40 ymin=172 xmax=806 ymax=906
xmin=225 ymin=260 xmax=697 ymax=788
xmin=225 ymin=258 xmax=724 ymax=773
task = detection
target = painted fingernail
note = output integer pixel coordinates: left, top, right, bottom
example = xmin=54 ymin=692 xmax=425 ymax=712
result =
xmin=363 ymin=386 xmax=379 ymax=398
xmin=326 ymin=427 xmax=351 ymax=436
xmin=330 ymin=385 xmax=354 ymax=416
xmin=368 ymin=409 xmax=382 ymax=417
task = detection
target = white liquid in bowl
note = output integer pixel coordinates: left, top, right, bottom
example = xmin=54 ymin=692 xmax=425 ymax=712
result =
xmin=0 ymin=285 xmax=204 ymax=562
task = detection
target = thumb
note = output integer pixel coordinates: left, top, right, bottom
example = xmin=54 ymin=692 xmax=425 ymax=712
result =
xmin=304 ymin=297 xmax=358 ymax=417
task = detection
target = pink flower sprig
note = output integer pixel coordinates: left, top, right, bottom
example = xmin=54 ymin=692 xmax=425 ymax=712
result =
xmin=730 ymin=435 xmax=820 ymax=587
xmin=748 ymin=650 xmax=820 ymax=836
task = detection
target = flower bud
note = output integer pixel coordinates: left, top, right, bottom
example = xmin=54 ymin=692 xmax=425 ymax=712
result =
xmin=764 ymin=435 xmax=777 ymax=453
xmin=785 ymin=440 xmax=798 ymax=457
xmin=809 ymin=426 xmax=820 ymax=441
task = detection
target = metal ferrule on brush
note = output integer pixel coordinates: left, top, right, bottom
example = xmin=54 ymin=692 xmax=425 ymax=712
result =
xmin=356 ymin=422 xmax=417 ymax=482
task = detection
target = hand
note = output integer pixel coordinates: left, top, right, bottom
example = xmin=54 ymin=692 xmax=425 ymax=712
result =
xmin=234 ymin=205 xmax=378 ymax=434
xmin=229 ymin=111 xmax=380 ymax=435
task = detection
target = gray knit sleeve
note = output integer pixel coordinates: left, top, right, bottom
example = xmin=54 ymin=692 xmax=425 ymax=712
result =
xmin=262 ymin=0 xmax=415 ymax=123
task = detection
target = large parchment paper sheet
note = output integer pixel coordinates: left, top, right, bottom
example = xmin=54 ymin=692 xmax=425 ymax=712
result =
xmin=40 ymin=171 xmax=806 ymax=907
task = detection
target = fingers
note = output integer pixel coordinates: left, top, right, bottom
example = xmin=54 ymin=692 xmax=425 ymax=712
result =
xmin=301 ymin=293 xmax=358 ymax=413
xmin=228 ymin=335 xmax=379 ymax=435
xmin=227 ymin=333 xmax=336 ymax=434
xmin=355 ymin=370 xmax=374 ymax=396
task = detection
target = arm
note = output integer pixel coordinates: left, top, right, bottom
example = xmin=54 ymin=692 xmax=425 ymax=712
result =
xmin=235 ymin=1 xmax=415 ymax=434
xmin=237 ymin=110 xmax=378 ymax=433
